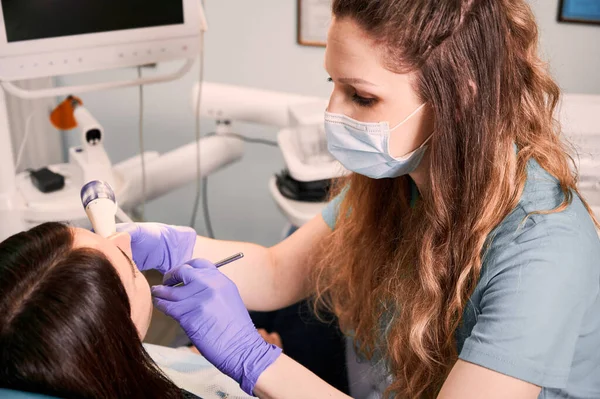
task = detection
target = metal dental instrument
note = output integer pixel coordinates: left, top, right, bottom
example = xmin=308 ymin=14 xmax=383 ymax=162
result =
xmin=213 ymin=252 xmax=245 ymax=269
xmin=170 ymin=253 xmax=244 ymax=288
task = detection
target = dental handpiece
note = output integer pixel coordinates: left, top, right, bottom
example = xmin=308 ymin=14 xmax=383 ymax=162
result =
xmin=171 ymin=253 xmax=244 ymax=288
xmin=81 ymin=180 xmax=118 ymax=238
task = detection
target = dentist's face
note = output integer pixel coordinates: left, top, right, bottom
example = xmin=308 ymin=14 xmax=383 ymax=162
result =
xmin=324 ymin=17 xmax=434 ymax=158
xmin=73 ymin=228 xmax=152 ymax=339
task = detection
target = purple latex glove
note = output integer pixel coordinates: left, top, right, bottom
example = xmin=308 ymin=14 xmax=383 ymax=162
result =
xmin=152 ymin=259 xmax=282 ymax=395
xmin=116 ymin=223 xmax=197 ymax=274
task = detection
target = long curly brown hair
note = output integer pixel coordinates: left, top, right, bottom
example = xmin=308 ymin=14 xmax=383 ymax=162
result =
xmin=311 ymin=1 xmax=599 ymax=397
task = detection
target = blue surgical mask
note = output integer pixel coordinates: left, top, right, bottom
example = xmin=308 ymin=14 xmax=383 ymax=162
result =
xmin=324 ymin=104 xmax=431 ymax=179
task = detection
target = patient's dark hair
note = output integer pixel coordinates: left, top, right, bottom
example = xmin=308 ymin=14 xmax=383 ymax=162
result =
xmin=0 ymin=222 xmax=183 ymax=398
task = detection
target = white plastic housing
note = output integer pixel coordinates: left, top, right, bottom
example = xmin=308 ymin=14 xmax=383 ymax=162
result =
xmin=115 ymin=135 xmax=244 ymax=209
xmin=74 ymin=106 xmax=104 ymax=145
xmin=85 ymin=198 xmax=117 ymax=238
xmin=192 ymin=82 xmax=327 ymax=128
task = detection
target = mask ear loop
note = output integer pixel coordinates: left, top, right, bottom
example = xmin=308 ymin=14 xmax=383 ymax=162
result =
xmin=389 ymin=103 xmax=427 ymax=132
xmin=387 ymin=103 xmax=432 ymax=160
xmin=391 ymin=133 xmax=434 ymax=161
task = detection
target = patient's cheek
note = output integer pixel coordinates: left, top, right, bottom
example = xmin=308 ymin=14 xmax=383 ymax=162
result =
xmin=130 ymin=274 xmax=152 ymax=339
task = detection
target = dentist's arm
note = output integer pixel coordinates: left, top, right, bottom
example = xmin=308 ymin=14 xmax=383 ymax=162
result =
xmin=192 ymin=214 xmax=331 ymax=311
xmin=437 ymin=360 xmax=541 ymax=399
xmin=152 ymin=259 xmax=350 ymax=399
xmin=120 ymin=214 xmax=331 ymax=312
xmin=253 ymin=354 xmax=351 ymax=399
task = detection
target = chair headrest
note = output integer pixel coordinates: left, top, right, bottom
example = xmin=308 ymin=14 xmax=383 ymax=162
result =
xmin=0 ymin=389 xmax=60 ymax=399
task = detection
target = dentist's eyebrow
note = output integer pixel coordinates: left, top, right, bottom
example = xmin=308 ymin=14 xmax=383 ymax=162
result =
xmin=338 ymin=77 xmax=377 ymax=86
xmin=117 ymin=248 xmax=136 ymax=278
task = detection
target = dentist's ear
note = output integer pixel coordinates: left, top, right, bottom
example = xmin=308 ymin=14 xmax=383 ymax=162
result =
xmin=108 ymin=232 xmax=133 ymax=258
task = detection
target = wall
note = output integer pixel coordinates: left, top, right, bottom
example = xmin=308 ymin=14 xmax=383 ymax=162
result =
xmin=58 ymin=0 xmax=600 ymax=246
xmin=530 ymin=0 xmax=600 ymax=94
xmin=60 ymin=0 xmax=331 ymax=246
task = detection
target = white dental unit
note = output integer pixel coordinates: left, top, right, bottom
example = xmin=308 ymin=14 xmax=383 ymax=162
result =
xmin=0 ymin=1 xmax=596 ymax=243
xmin=0 ymin=0 xmax=343 ymax=242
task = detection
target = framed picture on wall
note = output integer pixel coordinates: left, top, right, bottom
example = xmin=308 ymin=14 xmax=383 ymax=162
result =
xmin=558 ymin=0 xmax=600 ymax=25
xmin=297 ymin=0 xmax=332 ymax=47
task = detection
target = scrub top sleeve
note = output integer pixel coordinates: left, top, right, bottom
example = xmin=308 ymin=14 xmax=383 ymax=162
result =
xmin=321 ymin=188 xmax=348 ymax=230
xmin=459 ymin=219 xmax=597 ymax=389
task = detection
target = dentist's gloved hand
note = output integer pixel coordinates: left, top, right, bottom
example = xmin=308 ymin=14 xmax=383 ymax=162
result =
xmin=152 ymin=259 xmax=282 ymax=396
xmin=116 ymin=223 xmax=197 ymax=274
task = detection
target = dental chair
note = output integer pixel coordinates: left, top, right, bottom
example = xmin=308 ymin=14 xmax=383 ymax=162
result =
xmin=0 ymin=389 xmax=58 ymax=398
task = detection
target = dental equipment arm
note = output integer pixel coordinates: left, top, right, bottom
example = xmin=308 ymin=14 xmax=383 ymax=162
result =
xmin=0 ymin=81 xmax=325 ymax=242
xmin=114 ymin=82 xmax=324 ymax=210
xmin=115 ymin=134 xmax=243 ymax=210
xmin=192 ymin=82 xmax=326 ymax=128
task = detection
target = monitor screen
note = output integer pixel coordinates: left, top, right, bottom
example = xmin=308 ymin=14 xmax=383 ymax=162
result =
xmin=1 ymin=0 xmax=184 ymax=43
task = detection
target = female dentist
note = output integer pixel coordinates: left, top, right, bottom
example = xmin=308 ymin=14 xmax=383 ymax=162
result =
xmin=121 ymin=0 xmax=600 ymax=398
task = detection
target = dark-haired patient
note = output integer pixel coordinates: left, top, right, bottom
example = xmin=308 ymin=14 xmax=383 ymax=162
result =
xmin=76 ymin=225 xmax=153 ymax=337
xmin=0 ymin=222 xmax=249 ymax=399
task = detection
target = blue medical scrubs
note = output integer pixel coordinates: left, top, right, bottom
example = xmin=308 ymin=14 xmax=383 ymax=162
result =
xmin=322 ymin=159 xmax=600 ymax=398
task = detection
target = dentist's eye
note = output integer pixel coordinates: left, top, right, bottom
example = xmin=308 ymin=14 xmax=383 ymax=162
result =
xmin=328 ymin=77 xmax=377 ymax=107
xmin=352 ymin=93 xmax=377 ymax=107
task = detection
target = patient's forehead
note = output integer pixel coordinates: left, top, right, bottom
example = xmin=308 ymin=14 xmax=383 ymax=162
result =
xmin=72 ymin=227 xmax=125 ymax=255
xmin=71 ymin=227 xmax=135 ymax=289
xmin=72 ymin=227 xmax=101 ymax=248
xmin=70 ymin=227 xmax=151 ymax=339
